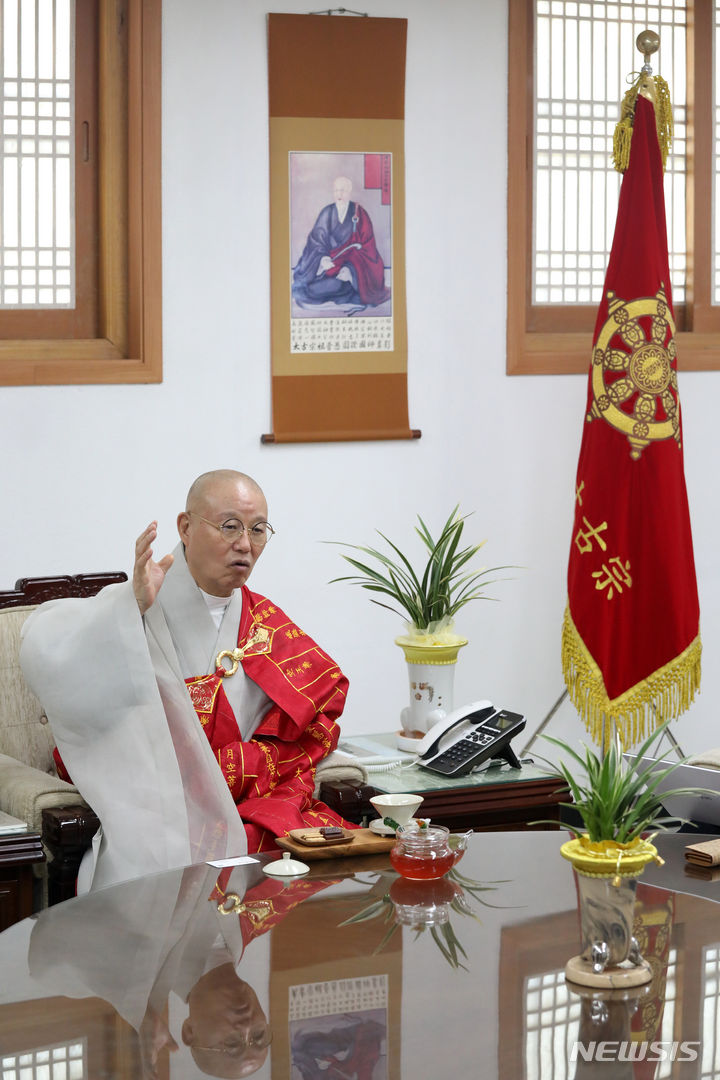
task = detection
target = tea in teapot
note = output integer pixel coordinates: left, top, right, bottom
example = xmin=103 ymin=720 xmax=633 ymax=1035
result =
xmin=389 ymin=821 xmax=470 ymax=880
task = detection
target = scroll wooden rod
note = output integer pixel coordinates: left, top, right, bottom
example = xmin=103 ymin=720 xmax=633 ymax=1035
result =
xmin=261 ymin=429 xmax=422 ymax=444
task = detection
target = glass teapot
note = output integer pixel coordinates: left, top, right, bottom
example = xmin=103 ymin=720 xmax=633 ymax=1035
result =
xmin=389 ymin=821 xmax=470 ymax=880
xmin=389 ymin=875 xmax=461 ymax=926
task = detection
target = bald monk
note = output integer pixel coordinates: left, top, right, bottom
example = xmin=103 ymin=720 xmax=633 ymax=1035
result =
xmin=20 ymin=470 xmax=355 ymax=891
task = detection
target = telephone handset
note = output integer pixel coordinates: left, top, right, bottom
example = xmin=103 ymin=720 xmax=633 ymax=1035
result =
xmin=415 ymin=700 xmax=526 ymax=777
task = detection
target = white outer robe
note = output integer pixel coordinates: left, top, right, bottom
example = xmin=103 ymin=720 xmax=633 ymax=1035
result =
xmin=19 ymin=547 xmax=251 ymax=892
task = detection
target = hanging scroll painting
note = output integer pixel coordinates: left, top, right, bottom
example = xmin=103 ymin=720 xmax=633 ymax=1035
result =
xmin=266 ymin=13 xmax=415 ymax=443
xmin=290 ymin=151 xmax=393 ymax=350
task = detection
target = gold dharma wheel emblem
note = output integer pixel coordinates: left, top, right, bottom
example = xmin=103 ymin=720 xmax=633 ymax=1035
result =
xmin=588 ymin=284 xmax=680 ymax=460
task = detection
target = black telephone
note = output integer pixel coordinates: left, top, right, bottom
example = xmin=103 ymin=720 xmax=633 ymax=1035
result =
xmin=415 ymin=700 xmax=526 ymax=777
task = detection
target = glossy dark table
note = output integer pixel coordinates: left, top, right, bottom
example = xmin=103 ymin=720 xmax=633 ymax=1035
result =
xmin=0 ymin=831 xmax=717 ymax=1079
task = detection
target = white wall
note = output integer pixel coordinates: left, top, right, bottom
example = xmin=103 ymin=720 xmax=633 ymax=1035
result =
xmin=1 ymin=0 xmax=718 ymax=757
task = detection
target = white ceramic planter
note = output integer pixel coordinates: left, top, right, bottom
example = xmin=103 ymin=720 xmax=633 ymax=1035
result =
xmin=395 ymin=637 xmax=468 ymax=739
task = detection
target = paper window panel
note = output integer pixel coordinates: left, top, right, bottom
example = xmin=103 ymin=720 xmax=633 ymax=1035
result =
xmin=524 ymin=969 xmax=581 ymax=1080
xmin=655 ymin=948 xmax=678 ymax=1080
xmin=701 ymin=945 xmax=720 ymax=1078
xmin=1 ymin=1039 xmax=86 ymax=1079
xmin=0 ymin=0 xmax=74 ymax=309
xmin=524 ymin=951 xmax=677 ymax=1079
xmin=534 ymin=0 xmax=687 ymax=306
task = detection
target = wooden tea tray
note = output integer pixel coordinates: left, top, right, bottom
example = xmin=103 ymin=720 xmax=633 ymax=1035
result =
xmin=276 ymin=827 xmax=394 ymax=860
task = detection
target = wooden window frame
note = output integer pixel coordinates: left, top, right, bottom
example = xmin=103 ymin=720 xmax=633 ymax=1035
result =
xmin=0 ymin=0 xmax=100 ymax=340
xmin=0 ymin=0 xmax=161 ymax=386
xmin=507 ymin=0 xmax=720 ymax=375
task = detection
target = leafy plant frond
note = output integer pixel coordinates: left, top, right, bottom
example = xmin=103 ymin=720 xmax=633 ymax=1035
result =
xmin=538 ymin=721 xmax=717 ymax=843
xmin=337 ymin=866 xmax=507 ymax=971
xmin=326 ymin=508 xmax=517 ymax=629
xmin=338 ymin=898 xmax=390 ymax=925
xmin=372 ymin=922 xmax=400 ymax=956
xmin=367 ymin=597 xmax=418 ymax=620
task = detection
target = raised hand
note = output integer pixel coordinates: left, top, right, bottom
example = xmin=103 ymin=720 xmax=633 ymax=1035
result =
xmin=133 ymin=521 xmax=174 ymax=614
xmin=139 ymin=1004 xmax=178 ymax=1079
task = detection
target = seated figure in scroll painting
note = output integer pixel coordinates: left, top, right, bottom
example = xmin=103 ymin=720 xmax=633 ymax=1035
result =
xmin=292 ymin=175 xmax=391 ymax=310
xmin=292 ymin=1018 xmax=386 ymax=1080
xmin=20 ymin=469 xmax=356 ymax=892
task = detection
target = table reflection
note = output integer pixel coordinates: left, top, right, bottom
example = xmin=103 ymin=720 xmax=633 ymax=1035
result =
xmin=512 ymin=885 xmax=676 ymax=1079
xmin=0 ymin=859 xmax=338 ymax=1079
xmin=0 ymin=832 xmax=719 ymax=1079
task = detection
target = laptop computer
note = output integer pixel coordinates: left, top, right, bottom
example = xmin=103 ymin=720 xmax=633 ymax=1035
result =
xmin=623 ymin=754 xmax=720 ymax=827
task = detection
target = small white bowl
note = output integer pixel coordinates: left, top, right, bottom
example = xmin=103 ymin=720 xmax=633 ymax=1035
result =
xmin=370 ymin=793 xmax=424 ymax=827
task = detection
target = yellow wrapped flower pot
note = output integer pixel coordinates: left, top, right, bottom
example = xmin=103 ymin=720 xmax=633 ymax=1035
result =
xmin=538 ymin=723 xmax=712 ymax=990
xmin=561 ymin=836 xmax=661 ymax=988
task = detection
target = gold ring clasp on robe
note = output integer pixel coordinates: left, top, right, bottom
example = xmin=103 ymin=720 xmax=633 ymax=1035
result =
xmin=216 ymin=625 xmax=270 ymax=677
xmin=217 ymin=893 xmax=274 ymax=925
xmin=218 ymin=891 xmax=243 ymax=914
xmin=216 ymin=648 xmax=243 ymax=677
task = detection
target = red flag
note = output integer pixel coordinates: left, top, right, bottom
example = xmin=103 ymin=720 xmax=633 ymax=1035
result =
xmin=562 ymin=91 xmax=701 ymax=747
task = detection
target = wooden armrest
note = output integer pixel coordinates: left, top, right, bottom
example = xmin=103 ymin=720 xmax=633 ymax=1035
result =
xmin=41 ymin=806 xmax=100 ymax=905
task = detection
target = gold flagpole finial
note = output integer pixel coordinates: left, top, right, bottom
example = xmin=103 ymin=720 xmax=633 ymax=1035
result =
xmin=636 ymin=29 xmax=660 ymax=105
xmin=637 ymin=28 xmax=660 ymax=64
xmin=613 ymin=28 xmax=672 ymax=173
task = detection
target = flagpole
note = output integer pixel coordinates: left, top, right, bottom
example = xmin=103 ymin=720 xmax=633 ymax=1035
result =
xmin=627 ymin=27 xmax=687 ymax=770
xmin=520 ymin=690 xmax=567 ymax=756
xmin=521 ymin=689 xmax=687 ymax=761
xmin=555 ymin=17 xmax=701 ymax=759
xmin=528 ymin=30 xmax=696 ymax=765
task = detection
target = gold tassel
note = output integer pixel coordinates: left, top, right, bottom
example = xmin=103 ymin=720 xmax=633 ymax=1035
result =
xmin=654 ymin=74 xmax=673 ymax=165
xmin=612 ymin=73 xmax=673 ymax=174
xmin=613 ymin=117 xmax=634 ymax=174
xmin=561 ymin=606 xmax=701 ymax=750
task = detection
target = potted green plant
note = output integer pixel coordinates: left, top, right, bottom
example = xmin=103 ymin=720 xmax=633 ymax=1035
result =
xmin=328 ymin=508 xmax=511 ymax=745
xmin=537 ymin=722 xmax=714 ymax=987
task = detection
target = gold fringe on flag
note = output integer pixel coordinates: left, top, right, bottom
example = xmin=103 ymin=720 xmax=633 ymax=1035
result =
xmin=561 ymin=606 xmax=701 ymax=750
xmin=613 ymin=72 xmax=673 ymax=173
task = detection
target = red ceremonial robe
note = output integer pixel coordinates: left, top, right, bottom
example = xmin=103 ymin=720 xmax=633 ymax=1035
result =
xmin=184 ymin=586 xmax=358 ymax=852
xmin=54 ymin=586 xmax=359 ymax=853
xmin=209 ymin=866 xmax=337 ymax=951
xmin=326 ymin=203 xmax=391 ymax=306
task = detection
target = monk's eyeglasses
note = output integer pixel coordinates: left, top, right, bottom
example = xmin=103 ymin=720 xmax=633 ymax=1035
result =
xmin=193 ymin=1029 xmax=273 ymax=1056
xmin=189 ymin=512 xmax=275 ymax=548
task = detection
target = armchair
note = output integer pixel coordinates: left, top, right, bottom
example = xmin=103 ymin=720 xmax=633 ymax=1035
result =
xmin=0 ymin=572 xmax=126 ymax=907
